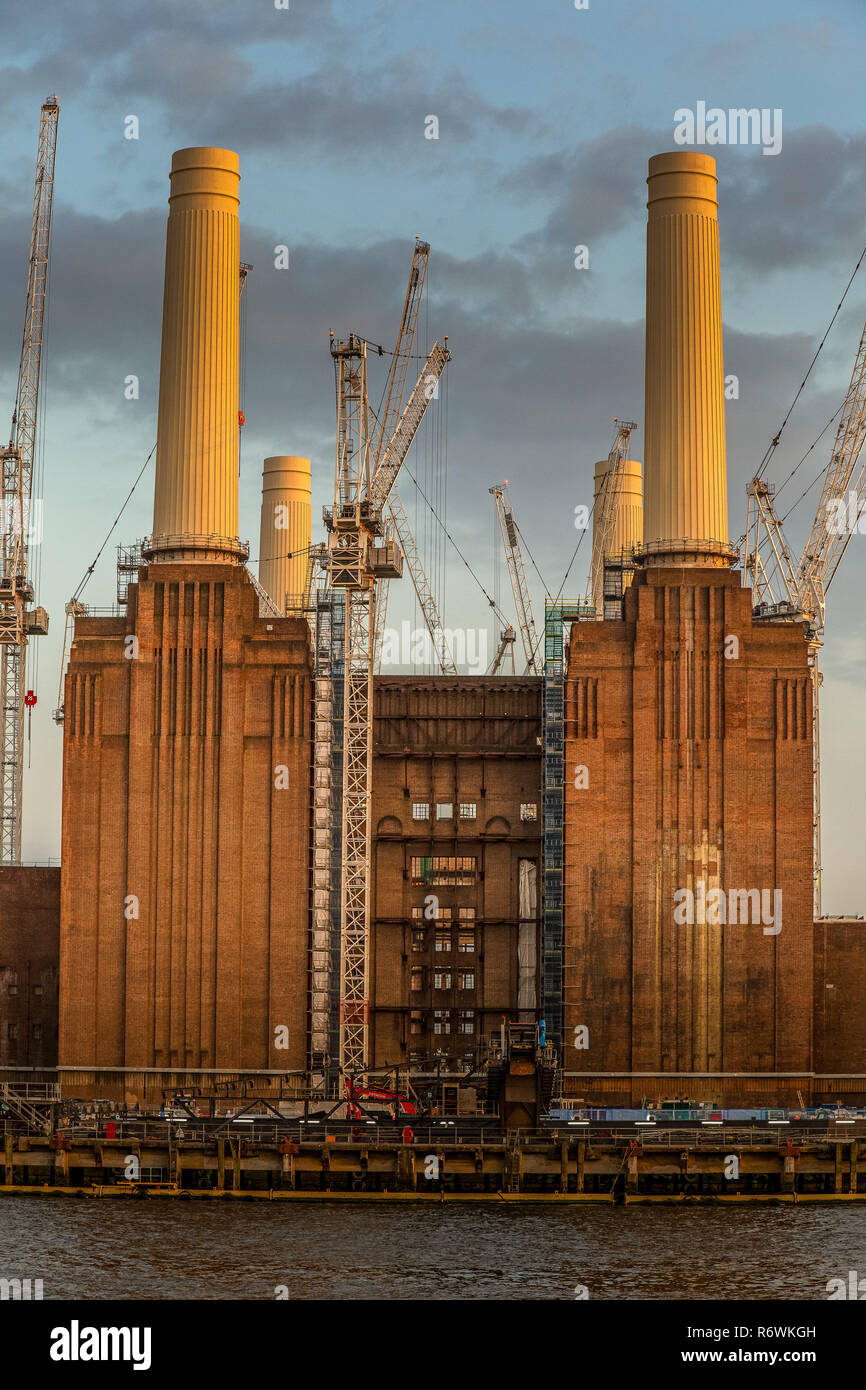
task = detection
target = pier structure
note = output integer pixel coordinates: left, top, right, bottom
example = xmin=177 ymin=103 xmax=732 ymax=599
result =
xmin=2 ymin=1120 xmax=865 ymax=1203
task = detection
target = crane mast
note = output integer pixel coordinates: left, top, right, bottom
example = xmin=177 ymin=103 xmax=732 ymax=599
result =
xmin=489 ymin=483 xmax=541 ymax=674
xmin=0 ymin=96 xmax=58 ymax=863
xmin=326 ymin=248 xmax=450 ymax=1077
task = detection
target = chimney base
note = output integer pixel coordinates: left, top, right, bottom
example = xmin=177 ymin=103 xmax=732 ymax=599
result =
xmin=142 ymin=532 xmax=249 ymax=565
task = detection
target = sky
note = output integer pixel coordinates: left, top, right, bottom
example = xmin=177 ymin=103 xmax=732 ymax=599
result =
xmin=2 ymin=0 xmax=865 ymax=912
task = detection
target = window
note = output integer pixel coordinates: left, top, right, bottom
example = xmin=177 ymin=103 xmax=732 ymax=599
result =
xmin=411 ymin=929 xmax=426 ymax=952
xmin=458 ymin=929 xmax=475 ymax=953
xmin=33 ymin=984 xmax=43 ymax=996
xmin=411 ymin=857 xmax=432 ymax=885
xmin=434 ymin=1010 xmax=451 ymax=1035
xmin=435 ymin=802 xmax=453 ymax=820
xmin=411 ymin=802 xmax=430 ymax=821
xmin=32 ymin=1023 xmax=42 ymax=1041
xmin=7 ymin=984 xmax=17 ymax=996
xmin=458 ymin=971 xmax=475 ymax=990
xmin=433 ymin=970 xmax=452 ymax=990
xmin=434 ymin=931 xmax=451 ymax=953
xmin=458 ymin=907 xmax=476 ymax=920
xmin=413 ymin=856 xmax=477 ymax=885
xmin=458 ymin=802 xmax=477 ymax=820
xmin=413 ymin=903 xmax=450 ymax=921
xmin=410 ymin=1010 xmax=424 ymax=1035
xmin=6 ymin=1023 xmax=18 ymax=1040
xmin=432 ymin=856 xmax=476 ymax=886
xmin=520 ymin=803 xmax=538 ymax=822
xmin=410 ymin=967 xmax=424 ymax=993
xmin=459 ymin=1010 xmax=475 ymax=1035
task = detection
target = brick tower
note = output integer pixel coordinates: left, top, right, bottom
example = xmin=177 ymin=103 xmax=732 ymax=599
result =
xmin=562 ymin=153 xmax=814 ymax=1106
xmin=58 ymin=149 xmax=312 ymax=1103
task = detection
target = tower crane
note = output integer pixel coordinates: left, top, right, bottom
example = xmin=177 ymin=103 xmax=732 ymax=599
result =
xmin=368 ymin=241 xmax=456 ymax=676
xmin=326 ymin=242 xmax=450 ymax=1076
xmin=743 ymin=312 xmax=866 ymax=915
xmin=489 ymin=483 xmax=541 ymax=674
xmin=0 ymin=96 xmax=58 ymax=862
xmin=587 ymin=419 xmax=638 ymax=616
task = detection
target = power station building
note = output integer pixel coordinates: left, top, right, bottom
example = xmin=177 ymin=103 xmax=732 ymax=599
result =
xmin=562 ymin=155 xmax=816 ymax=1106
xmin=1 ymin=145 xmax=865 ymax=1108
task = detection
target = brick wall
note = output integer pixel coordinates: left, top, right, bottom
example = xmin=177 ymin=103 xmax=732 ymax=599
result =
xmin=814 ymin=917 xmax=866 ymax=1094
xmin=58 ymin=562 xmax=312 ymax=1101
xmin=370 ymin=678 xmax=542 ymax=1068
xmin=563 ymin=567 xmax=815 ymax=1104
xmin=0 ymin=866 xmax=60 ymax=1068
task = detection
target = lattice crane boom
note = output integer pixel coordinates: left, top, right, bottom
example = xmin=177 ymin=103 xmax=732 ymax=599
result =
xmin=798 ymin=318 xmax=866 ymax=624
xmin=489 ymin=483 xmax=541 ymax=675
xmin=370 ymin=240 xmax=429 ymax=469
xmin=386 ymin=485 xmax=457 ymax=675
xmin=368 ymin=340 xmax=450 ymax=518
xmin=0 ymin=96 xmax=58 ymax=863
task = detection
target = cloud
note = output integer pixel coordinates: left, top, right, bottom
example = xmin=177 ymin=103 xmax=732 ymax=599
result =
xmin=508 ymin=123 xmax=866 ymax=283
xmin=718 ymin=127 xmax=866 ymax=273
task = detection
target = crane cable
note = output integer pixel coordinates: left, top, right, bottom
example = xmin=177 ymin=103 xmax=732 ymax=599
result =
xmin=760 ymin=243 xmax=866 ymax=480
xmin=55 ymin=441 xmax=156 ymax=718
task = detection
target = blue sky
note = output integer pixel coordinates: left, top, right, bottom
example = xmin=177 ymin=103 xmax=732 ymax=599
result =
xmin=2 ymin=0 xmax=866 ymax=911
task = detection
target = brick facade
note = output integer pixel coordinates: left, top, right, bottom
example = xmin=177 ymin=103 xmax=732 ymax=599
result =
xmin=7 ymin=578 xmax=865 ymax=1105
xmin=563 ymin=567 xmax=816 ymax=1105
xmin=370 ymin=677 xmax=542 ymax=1069
xmin=57 ymin=562 xmax=311 ymax=1102
xmin=0 ymin=866 xmax=60 ymax=1070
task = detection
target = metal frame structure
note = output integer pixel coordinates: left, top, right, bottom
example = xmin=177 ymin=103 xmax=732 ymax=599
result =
xmin=541 ymin=599 xmax=592 ymax=1052
xmin=489 ymin=483 xmax=542 ymax=674
xmin=0 ymin=96 xmax=58 ymax=862
xmin=489 ymin=624 xmax=516 ymax=674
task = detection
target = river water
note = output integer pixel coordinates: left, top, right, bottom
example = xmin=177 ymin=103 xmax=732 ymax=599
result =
xmin=3 ymin=1199 xmax=866 ymax=1299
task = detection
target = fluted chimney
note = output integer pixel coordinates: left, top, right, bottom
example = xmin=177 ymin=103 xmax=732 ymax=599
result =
xmin=147 ymin=147 xmax=246 ymax=564
xmin=259 ymin=455 xmax=312 ymax=611
xmin=641 ymin=152 xmax=733 ymax=568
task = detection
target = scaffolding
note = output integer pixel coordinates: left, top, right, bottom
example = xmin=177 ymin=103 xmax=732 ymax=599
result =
xmin=541 ymin=598 xmax=592 ymax=1052
xmin=116 ymin=543 xmax=144 ymax=605
xmin=601 ymin=548 xmax=637 ymax=620
xmin=309 ymin=561 xmax=344 ymax=1096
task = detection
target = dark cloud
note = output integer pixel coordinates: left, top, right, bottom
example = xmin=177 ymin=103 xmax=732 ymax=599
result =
xmin=508 ymin=124 xmax=866 ymax=281
xmin=511 ymin=125 xmax=661 ymax=252
xmin=718 ymin=127 xmax=866 ymax=272
xmin=101 ymin=47 xmax=545 ymax=161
